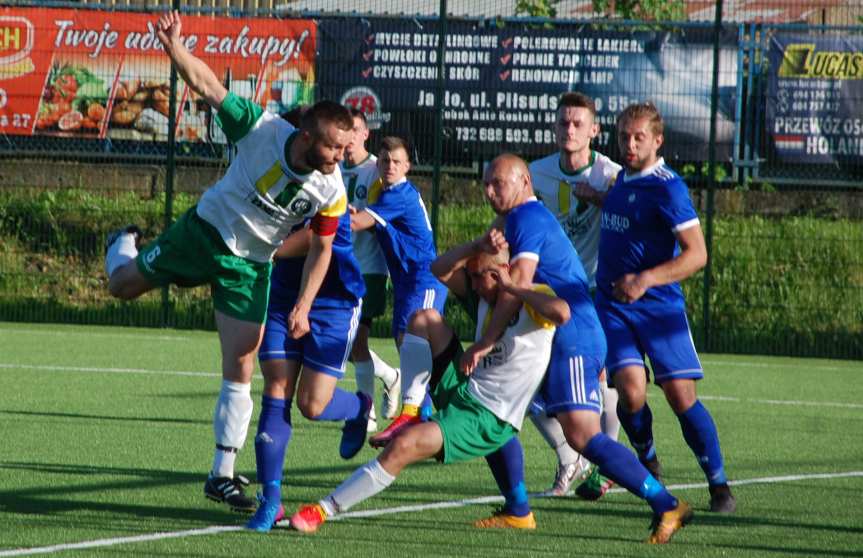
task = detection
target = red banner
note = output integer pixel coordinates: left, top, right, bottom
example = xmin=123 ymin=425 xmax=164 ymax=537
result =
xmin=0 ymin=8 xmax=316 ymax=142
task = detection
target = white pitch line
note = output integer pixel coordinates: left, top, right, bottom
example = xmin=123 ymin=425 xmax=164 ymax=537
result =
xmin=1 ymin=363 xmax=861 ymax=409
xmin=700 ymin=394 xmax=863 ymax=410
xmin=0 ymin=327 xmax=191 ymax=342
xmin=1 ymin=470 xmax=862 ymax=557
xmin=701 ymin=359 xmax=859 ymax=372
xmin=0 ymin=363 xmax=219 ymax=379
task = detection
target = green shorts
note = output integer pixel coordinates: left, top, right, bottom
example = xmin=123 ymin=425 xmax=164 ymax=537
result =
xmin=360 ymin=273 xmax=388 ymax=325
xmin=430 ymin=363 xmax=517 ymax=465
xmin=135 ymin=206 xmax=272 ymax=323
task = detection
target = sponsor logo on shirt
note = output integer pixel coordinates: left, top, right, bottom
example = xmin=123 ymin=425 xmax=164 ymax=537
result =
xmin=289 ymin=197 xmax=313 ymax=216
xmin=601 ymin=212 xmax=630 ymax=233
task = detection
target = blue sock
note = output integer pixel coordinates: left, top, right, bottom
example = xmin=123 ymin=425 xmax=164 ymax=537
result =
xmin=618 ymin=402 xmax=656 ymax=460
xmin=677 ymin=400 xmax=727 ymax=485
xmin=254 ymin=396 xmax=292 ymax=504
xmin=315 ymin=388 xmax=362 ymax=421
xmin=484 ymin=437 xmax=530 ymax=517
xmin=582 ymin=433 xmax=677 ymax=514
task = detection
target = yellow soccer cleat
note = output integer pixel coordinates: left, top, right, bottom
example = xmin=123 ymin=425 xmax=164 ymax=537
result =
xmin=647 ymin=500 xmax=693 ymax=544
xmin=473 ymin=509 xmax=537 ymax=529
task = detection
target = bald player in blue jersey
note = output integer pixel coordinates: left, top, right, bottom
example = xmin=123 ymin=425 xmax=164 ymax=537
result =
xmin=466 ymin=153 xmax=691 ymax=544
xmin=596 ymin=102 xmax=736 ymax=514
xmin=246 ymin=210 xmax=371 ymax=533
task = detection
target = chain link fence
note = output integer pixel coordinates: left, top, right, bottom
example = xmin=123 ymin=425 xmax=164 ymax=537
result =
xmin=0 ymin=0 xmax=860 ymax=358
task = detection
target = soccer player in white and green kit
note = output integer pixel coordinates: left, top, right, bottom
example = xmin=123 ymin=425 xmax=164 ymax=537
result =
xmin=528 ymin=92 xmax=623 ymax=498
xmin=341 ymin=109 xmax=401 ymax=432
xmin=288 ymin=242 xmax=569 ymax=532
xmin=104 ymin=10 xmax=351 ymax=512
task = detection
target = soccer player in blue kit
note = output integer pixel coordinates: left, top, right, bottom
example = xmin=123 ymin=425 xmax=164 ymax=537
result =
xmin=349 ymin=137 xmax=448 ymax=446
xmin=468 ymin=154 xmax=692 ymax=543
xmin=245 ymin=209 xmax=371 ymax=533
xmin=596 ymin=102 xmax=736 ymax=514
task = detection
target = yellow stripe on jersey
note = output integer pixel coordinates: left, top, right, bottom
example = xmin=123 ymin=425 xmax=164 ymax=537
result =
xmin=525 ymin=284 xmax=558 ymax=329
xmin=255 ymin=162 xmax=285 ymax=195
xmin=557 ymin=180 xmax=570 ymax=214
xmin=318 ymin=192 xmax=348 ymax=217
xmin=367 ymin=178 xmax=384 ymax=205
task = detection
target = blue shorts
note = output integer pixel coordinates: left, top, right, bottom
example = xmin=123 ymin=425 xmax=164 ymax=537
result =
xmin=259 ymin=302 xmax=361 ymax=378
xmin=597 ymin=302 xmax=703 ymax=385
xmin=391 ymin=283 xmax=448 ymax=341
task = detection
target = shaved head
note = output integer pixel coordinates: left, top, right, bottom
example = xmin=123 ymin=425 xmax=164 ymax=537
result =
xmin=483 ymin=154 xmax=533 ymax=214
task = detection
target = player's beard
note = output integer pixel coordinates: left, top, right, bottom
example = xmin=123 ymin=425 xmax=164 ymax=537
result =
xmin=305 ymin=146 xmax=336 ymax=175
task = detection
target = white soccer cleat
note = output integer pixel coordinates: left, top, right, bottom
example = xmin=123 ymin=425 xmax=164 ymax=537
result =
xmin=381 ymin=368 xmax=401 ymax=419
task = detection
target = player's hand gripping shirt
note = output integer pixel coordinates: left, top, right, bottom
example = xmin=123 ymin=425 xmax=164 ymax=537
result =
xmin=505 ymin=198 xmax=606 ymax=357
xmin=364 ymin=179 xmax=440 ymax=296
xmin=269 ymin=211 xmax=365 ymax=309
xmin=468 ymin=286 xmax=557 ymax=430
xmin=197 ymin=93 xmax=347 ymax=263
xmin=341 ymin=155 xmax=388 ymax=276
xmin=596 ymin=158 xmax=700 ymax=308
xmin=530 ymin=151 xmax=622 ymax=288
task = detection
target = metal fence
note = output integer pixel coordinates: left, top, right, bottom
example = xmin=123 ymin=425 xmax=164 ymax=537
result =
xmin=0 ymin=0 xmax=861 ymax=359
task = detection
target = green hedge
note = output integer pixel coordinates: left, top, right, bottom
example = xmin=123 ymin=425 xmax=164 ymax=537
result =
xmin=1 ymin=187 xmax=860 ymax=359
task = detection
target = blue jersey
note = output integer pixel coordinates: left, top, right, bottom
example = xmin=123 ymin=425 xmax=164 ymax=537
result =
xmin=364 ymin=179 xmax=440 ymax=297
xmin=269 ymin=211 xmax=365 ymax=309
xmin=596 ymin=159 xmax=700 ymax=309
xmin=505 ymin=198 xmax=605 ymax=357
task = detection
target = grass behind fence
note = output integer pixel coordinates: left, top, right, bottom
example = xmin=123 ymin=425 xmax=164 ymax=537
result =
xmin=0 ymin=187 xmax=860 ymax=358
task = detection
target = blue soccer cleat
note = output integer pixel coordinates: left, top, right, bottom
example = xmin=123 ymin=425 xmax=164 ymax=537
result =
xmin=340 ymin=392 xmax=372 ymax=459
xmin=245 ymin=494 xmax=285 ymax=533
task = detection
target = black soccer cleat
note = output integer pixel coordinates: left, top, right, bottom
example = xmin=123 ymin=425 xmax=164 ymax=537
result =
xmin=708 ymin=483 xmax=737 ymax=513
xmin=105 ymin=224 xmax=143 ymax=252
xmin=204 ymin=474 xmax=256 ymax=513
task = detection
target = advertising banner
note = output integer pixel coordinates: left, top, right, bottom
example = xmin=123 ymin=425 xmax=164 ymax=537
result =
xmin=0 ymin=8 xmax=315 ymax=143
xmin=317 ymin=18 xmax=737 ymax=163
xmin=768 ymin=34 xmax=863 ymax=164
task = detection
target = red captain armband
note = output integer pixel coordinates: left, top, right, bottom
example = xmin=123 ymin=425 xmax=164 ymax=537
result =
xmin=310 ymin=214 xmax=338 ymax=236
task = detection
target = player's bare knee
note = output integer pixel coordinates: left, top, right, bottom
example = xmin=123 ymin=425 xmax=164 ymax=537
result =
xmin=297 ymin=395 xmax=327 ymax=420
xmin=406 ymin=308 xmax=442 ymax=338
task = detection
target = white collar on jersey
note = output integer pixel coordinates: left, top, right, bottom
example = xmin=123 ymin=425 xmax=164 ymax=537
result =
xmin=623 ymin=157 xmax=666 ymax=183
xmin=382 ymin=176 xmax=408 ymax=190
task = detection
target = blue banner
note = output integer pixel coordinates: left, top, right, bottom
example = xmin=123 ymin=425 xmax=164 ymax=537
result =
xmin=317 ymin=18 xmax=737 ymax=165
xmin=768 ymin=34 xmax=863 ymax=164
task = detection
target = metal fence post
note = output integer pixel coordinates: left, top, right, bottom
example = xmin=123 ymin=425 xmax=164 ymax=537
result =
xmin=702 ymin=0 xmax=724 ymax=352
xmin=430 ymin=0 xmax=448 ymax=248
xmin=161 ymin=0 xmax=180 ymax=328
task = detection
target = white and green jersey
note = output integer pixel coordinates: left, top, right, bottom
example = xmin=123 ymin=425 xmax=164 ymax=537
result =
xmin=197 ymin=93 xmax=347 ymax=263
xmin=468 ymin=285 xmax=557 ymax=430
xmin=530 ymin=151 xmax=621 ymax=288
xmin=340 ymin=155 xmax=388 ymax=276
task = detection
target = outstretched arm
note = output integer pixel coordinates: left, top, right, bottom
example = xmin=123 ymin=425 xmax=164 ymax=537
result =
xmin=155 ymin=11 xmax=227 ymax=110
xmin=288 ymin=231 xmax=334 ymax=338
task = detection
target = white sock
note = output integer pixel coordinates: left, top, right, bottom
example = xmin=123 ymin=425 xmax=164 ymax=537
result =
xmin=601 ymin=384 xmax=621 ymax=441
xmin=399 ymin=333 xmax=432 ymax=407
xmin=355 ymin=359 xmax=376 ymax=396
xmin=105 ymin=233 xmax=138 ymax=277
xmin=369 ymin=349 xmax=398 ymax=388
xmin=320 ymin=457 xmax=395 ymax=515
xmin=530 ymin=413 xmax=581 ymax=466
xmin=212 ymin=380 xmax=253 ymax=478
